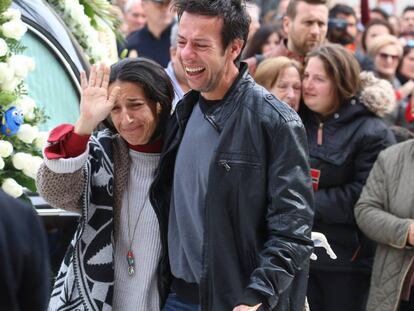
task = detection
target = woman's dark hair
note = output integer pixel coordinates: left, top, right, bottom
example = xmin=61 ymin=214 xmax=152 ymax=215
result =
xmin=173 ymin=0 xmax=250 ymax=62
xmin=104 ymin=57 xmax=174 ymax=142
xmin=361 ymin=18 xmax=394 ymax=52
xmin=397 ymin=44 xmax=414 ymax=80
xmin=243 ymin=25 xmax=281 ymax=59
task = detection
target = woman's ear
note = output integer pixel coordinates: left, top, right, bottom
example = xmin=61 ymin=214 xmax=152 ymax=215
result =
xmin=156 ymin=102 xmax=162 ymax=115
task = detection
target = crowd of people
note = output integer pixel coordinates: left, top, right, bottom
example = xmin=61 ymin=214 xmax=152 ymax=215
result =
xmin=2 ymin=0 xmax=414 ymax=311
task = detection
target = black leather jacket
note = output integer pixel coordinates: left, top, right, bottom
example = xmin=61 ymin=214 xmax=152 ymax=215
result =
xmin=151 ymin=63 xmax=314 ymax=311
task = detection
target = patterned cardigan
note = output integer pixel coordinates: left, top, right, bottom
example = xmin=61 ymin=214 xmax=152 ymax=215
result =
xmin=37 ymin=129 xmax=130 ymax=310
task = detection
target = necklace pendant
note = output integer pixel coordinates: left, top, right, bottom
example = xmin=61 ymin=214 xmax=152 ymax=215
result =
xmin=127 ymin=250 xmax=135 ymax=276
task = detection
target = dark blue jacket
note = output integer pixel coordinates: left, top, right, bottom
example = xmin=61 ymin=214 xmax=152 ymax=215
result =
xmin=0 ymin=190 xmax=50 ymax=311
xmin=300 ymin=98 xmax=395 ymax=273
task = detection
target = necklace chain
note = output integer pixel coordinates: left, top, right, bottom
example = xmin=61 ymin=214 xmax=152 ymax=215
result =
xmin=125 ymin=185 xmax=149 ymax=276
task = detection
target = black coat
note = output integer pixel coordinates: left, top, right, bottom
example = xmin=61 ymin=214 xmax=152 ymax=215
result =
xmin=300 ymin=98 xmax=396 ymax=273
xmin=151 ymin=64 xmax=314 ymax=311
xmin=0 ymin=190 xmax=50 ymax=311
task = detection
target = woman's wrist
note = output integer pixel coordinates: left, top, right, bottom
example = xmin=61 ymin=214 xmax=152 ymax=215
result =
xmin=74 ymin=117 xmax=96 ymax=136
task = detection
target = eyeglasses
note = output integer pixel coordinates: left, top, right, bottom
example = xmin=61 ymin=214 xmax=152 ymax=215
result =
xmin=150 ymin=0 xmax=170 ymax=5
xmin=378 ymin=52 xmax=400 ymax=61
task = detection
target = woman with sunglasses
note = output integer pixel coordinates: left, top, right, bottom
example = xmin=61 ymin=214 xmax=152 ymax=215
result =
xmin=367 ymin=34 xmax=414 ymax=129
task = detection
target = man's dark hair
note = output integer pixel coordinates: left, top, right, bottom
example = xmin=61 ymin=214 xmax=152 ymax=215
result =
xmin=173 ymin=0 xmax=250 ymax=59
xmin=329 ymin=4 xmax=356 ymax=20
xmin=403 ymin=6 xmax=414 ymax=15
xmin=105 ymin=57 xmax=174 ymax=142
xmin=286 ymin=0 xmax=328 ymax=19
xmin=370 ymin=7 xmax=389 ymax=20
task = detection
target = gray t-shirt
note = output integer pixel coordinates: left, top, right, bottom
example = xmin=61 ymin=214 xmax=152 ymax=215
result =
xmin=168 ymin=99 xmax=220 ymax=283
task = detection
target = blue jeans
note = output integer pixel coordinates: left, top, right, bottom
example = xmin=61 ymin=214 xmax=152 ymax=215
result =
xmin=162 ymin=292 xmax=200 ymax=311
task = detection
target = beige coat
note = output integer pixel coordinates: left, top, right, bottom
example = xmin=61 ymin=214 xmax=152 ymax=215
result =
xmin=355 ymin=140 xmax=414 ymax=311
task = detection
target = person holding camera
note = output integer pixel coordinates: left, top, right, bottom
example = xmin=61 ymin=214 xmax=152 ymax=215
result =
xmin=327 ymin=4 xmax=375 ymax=72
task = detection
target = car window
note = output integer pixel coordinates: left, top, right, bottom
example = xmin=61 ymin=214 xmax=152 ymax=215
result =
xmin=21 ymin=31 xmax=80 ymax=131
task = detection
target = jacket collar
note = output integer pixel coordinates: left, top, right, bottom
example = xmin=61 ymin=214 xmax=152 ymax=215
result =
xmin=174 ymin=62 xmax=250 ymax=132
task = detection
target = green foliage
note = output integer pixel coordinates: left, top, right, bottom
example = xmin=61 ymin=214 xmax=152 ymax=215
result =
xmin=0 ymin=0 xmax=12 ymax=15
xmin=0 ymin=91 xmax=16 ymax=106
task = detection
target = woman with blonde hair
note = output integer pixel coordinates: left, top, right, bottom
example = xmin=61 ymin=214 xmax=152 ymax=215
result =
xmin=368 ymin=34 xmax=414 ymax=128
xmin=255 ymin=56 xmax=302 ymax=111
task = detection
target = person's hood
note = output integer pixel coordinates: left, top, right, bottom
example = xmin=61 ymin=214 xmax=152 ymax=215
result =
xmin=359 ymin=71 xmax=397 ymax=118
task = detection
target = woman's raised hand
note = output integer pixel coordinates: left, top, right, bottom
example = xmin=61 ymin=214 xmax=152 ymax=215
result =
xmin=74 ymin=64 xmax=120 ymax=135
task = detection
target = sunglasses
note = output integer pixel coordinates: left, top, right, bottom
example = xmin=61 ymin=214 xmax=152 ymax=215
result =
xmin=150 ymin=0 xmax=170 ymax=4
xmin=378 ymin=52 xmax=400 ymax=61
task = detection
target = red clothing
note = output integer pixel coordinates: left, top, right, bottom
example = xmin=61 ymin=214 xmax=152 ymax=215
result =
xmin=45 ymin=124 xmax=90 ymax=159
xmin=271 ymin=39 xmax=305 ymax=64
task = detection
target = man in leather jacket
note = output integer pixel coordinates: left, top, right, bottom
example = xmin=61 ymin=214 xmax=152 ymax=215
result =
xmin=151 ymin=1 xmax=314 ymax=310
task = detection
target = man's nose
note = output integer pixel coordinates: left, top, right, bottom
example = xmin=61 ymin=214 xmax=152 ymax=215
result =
xmin=309 ymin=23 xmax=320 ymax=36
xmin=180 ymin=43 xmax=195 ymax=60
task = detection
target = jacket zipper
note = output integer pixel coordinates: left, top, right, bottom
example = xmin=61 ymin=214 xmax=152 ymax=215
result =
xmin=317 ymin=122 xmax=324 ymax=146
xmin=218 ymin=160 xmax=231 ymax=171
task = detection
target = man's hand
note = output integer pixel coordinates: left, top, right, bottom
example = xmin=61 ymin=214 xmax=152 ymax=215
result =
xmin=233 ymin=303 xmax=262 ymax=311
xmin=407 ymin=223 xmax=414 ymax=246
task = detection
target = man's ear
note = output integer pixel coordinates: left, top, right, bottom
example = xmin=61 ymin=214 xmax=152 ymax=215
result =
xmin=169 ymin=47 xmax=176 ymax=59
xmin=282 ymin=15 xmax=290 ymax=36
xmin=229 ymin=38 xmax=244 ymax=62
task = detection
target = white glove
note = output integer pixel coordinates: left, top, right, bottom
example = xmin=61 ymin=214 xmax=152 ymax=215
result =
xmin=310 ymin=232 xmax=337 ymax=261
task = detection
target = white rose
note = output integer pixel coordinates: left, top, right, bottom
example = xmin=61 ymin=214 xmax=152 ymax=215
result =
xmin=0 ymin=62 xmax=14 ymax=85
xmin=12 ymin=152 xmax=32 ymax=170
xmin=8 ymin=55 xmax=35 ymax=79
xmin=0 ymin=157 xmax=4 ymax=170
xmin=15 ymin=96 xmax=36 ymax=120
xmin=0 ymin=140 xmax=13 ymax=158
xmin=1 ymin=19 xmax=27 ymax=40
xmin=0 ymin=38 xmax=8 ymax=57
xmin=2 ymin=178 xmax=23 ymax=198
xmin=23 ymin=155 xmax=43 ymax=179
xmin=17 ymin=124 xmax=39 ymax=144
xmin=0 ymin=77 xmax=20 ymax=92
xmin=34 ymin=131 xmax=49 ymax=150
xmin=3 ymin=8 xmax=21 ymax=21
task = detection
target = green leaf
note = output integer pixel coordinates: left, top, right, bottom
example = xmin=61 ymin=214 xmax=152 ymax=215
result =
xmin=0 ymin=91 xmax=16 ymax=106
xmin=120 ymin=48 xmax=128 ymax=59
xmin=12 ymin=172 xmax=37 ymax=193
xmin=0 ymin=0 xmax=12 ymax=15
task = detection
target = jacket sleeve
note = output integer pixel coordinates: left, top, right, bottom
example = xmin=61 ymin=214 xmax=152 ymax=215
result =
xmin=20 ymin=201 xmax=51 ymax=311
xmin=241 ymin=119 xmax=314 ymax=310
xmin=354 ymin=151 xmax=412 ymax=249
xmin=314 ymin=128 xmax=394 ymax=225
xmin=36 ymin=149 xmax=89 ymax=212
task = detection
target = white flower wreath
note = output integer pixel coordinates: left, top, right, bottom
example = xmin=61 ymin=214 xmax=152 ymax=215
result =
xmin=0 ymin=1 xmax=49 ymax=200
xmin=47 ymin=0 xmax=117 ymax=64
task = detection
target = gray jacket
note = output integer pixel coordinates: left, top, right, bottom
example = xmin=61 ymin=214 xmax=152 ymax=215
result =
xmin=355 ymin=140 xmax=414 ymax=311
